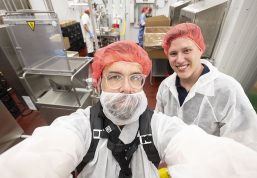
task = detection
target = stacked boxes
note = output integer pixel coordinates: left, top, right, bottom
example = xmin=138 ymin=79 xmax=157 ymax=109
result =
xmin=145 ymin=15 xmax=171 ymax=27
xmin=144 ymin=15 xmax=171 ymax=59
xmin=60 ymin=20 xmax=85 ymax=52
xmin=143 ymin=16 xmax=173 ymax=81
xmin=144 ymin=26 xmax=171 ymax=59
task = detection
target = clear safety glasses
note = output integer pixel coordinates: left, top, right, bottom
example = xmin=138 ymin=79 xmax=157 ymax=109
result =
xmin=103 ymin=73 xmax=146 ymax=90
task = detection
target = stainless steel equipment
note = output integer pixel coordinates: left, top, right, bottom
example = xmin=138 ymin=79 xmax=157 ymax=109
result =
xmin=97 ymin=31 xmax=120 ymax=48
xmin=0 ymin=25 xmax=29 ymax=104
xmin=0 ymin=0 xmax=31 ymax=11
xmin=169 ymin=0 xmax=191 ymax=25
xmin=3 ymin=11 xmax=96 ymax=124
xmin=0 ymin=100 xmax=24 ymax=154
xmin=179 ymin=0 xmax=228 ymax=58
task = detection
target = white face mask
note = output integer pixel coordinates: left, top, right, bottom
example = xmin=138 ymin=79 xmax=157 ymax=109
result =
xmin=100 ymin=91 xmax=148 ymax=125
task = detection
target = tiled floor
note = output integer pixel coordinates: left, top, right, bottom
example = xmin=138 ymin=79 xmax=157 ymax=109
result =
xmin=14 ymin=76 xmax=164 ymax=135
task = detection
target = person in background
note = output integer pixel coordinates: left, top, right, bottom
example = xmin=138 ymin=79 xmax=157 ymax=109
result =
xmin=138 ymin=6 xmax=151 ymax=47
xmin=156 ymin=23 xmax=257 ymax=151
xmin=81 ymin=8 xmax=95 ymax=57
xmin=1 ymin=41 xmax=257 ymax=178
xmin=146 ymin=6 xmax=152 ymax=18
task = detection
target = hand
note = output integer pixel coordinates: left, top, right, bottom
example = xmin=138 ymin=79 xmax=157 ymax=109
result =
xmin=89 ymin=32 xmax=94 ymax=39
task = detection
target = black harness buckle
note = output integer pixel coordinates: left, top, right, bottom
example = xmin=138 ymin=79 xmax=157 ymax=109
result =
xmin=139 ymin=134 xmax=152 ymax=145
xmin=93 ymin=129 xmax=102 ymax=139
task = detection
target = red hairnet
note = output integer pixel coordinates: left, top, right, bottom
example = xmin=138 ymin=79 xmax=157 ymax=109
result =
xmin=84 ymin=8 xmax=90 ymax=15
xmin=92 ymin=41 xmax=152 ymax=83
xmin=162 ymin=23 xmax=206 ymax=55
xmin=141 ymin=6 xmax=150 ymax=13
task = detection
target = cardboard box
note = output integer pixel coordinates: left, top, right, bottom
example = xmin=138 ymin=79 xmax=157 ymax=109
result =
xmin=144 ymin=48 xmax=167 ymax=59
xmin=144 ymin=15 xmax=171 ymax=59
xmin=144 ymin=26 xmax=171 ymax=59
xmin=144 ymin=27 xmax=171 ymax=47
xmin=60 ymin=20 xmax=76 ymax=28
xmin=63 ymin=37 xmax=71 ymax=50
xmin=145 ymin=15 xmax=171 ymax=27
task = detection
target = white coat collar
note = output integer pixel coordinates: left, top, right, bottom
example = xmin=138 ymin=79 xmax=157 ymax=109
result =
xmin=164 ymin=73 xmax=179 ymax=102
xmin=194 ymin=59 xmax=219 ymax=97
xmin=164 ymin=59 xmax=219 ymax=98
xmin=118 ymin=121 xmax=139 ymax=144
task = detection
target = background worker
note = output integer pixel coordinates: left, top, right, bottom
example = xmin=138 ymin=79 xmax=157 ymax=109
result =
xmin=138 ymin=6 xmax=151 ymax=47
xmin=1 ymin=41 xmax=257 ymax=178
xmin=81 ymin=8 xmax=95 ymax=57
xmin=156 ymin=23 xmax=257 ymax=151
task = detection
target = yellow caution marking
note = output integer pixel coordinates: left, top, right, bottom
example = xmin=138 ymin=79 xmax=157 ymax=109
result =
xmin=27 ymin=21 xmax=35 ymax=31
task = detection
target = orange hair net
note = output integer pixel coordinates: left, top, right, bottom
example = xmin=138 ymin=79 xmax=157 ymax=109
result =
xmin=162 ymin=23 xmax=206 ymax=55
xmin=92 ymin=41 xmax=152 ymax=83
xmin=141 ymin=6 xmax=150 ymax=13
xmin=84 ymin=8 xmax=90 ymax=15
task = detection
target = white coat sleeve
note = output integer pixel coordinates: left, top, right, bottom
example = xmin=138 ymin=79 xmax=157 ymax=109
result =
xmin=151 ymin=112 xmax=257 ymax=178
xmin=0 ymin=108 xmax=92 ymax=178
xmin=219 ymin=79 xmax=257 ymax=151
xmin=81 ymin=14 xmax=90 ymax=26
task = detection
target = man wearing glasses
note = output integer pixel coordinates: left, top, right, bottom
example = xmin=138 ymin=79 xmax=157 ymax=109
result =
xmin=1 ymin=41 xmax=257 ymax=178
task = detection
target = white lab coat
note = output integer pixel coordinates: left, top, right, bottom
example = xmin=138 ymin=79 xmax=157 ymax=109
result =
xmin=0 ymin=107 xmax=257 ymax=178
xmin=156 ymin=59 xmax=257 ymax=151
xmin=80 ymin=13 xmax=94 ymax=53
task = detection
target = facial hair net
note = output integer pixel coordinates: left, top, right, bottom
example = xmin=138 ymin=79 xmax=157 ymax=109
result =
xmin=100 ymin=91 xmax=148 ymax=125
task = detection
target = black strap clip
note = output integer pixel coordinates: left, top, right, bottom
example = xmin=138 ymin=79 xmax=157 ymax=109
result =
xmin=139 ymin=134 xmax=152 ymax=145
xmin=93 ymin=129 xmax=102 ymax=139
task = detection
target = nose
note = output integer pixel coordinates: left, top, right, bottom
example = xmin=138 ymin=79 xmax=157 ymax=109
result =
xmin=119 ymin=78 xmax=133 ymax=94
xmin=176 ymin=52 xmax=184 ymax=63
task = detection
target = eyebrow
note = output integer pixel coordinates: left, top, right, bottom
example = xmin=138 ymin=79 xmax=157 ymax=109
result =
xmin=107 ymin=71 xmax=122 ymax=75
xmin=107 ymin=71 xmax=143 ymax=75
xmin=169 ymin=46 xmax=193 ymax=52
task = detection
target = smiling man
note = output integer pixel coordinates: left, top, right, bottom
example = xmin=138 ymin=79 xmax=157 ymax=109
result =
xmin=156 ymin=23 xmax=257 ymax=151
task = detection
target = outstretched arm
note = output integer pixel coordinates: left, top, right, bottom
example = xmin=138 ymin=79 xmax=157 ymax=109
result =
xmin=151 ymin=112 xmax=257 ymax=178
xmin=0 ymin=108 xmax=92 ymax=178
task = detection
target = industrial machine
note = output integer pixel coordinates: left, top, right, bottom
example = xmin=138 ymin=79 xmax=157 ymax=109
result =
xmin=179 ymin=0 xmax=228 ymax=58
xmin=0 ymin=100 xmax=25 ymax=154
xmin=2 ymin=11 xmax=97 ymax=124
xmin=169 ymin=0 xmax=191 ymax=25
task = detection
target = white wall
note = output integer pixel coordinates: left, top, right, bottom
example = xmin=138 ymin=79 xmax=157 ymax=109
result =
xmin=51 ymin=1 xmax=88 ymax=21
xmin=53 ymin=1 xmax=76 ymax=21
xmin=28 ymin=0 xmax=181 ymax=42
xmin=29 ymin=0 xmax=48 ymax=11
xmin=155 ymin=0 xmax=178 ymax=16
xmin=29 ymin=0 xmax=88 ymax=21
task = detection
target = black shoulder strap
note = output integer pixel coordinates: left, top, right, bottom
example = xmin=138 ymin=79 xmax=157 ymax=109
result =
xmin=75 ymin=102 xmax=103 ymax=175
xmin=139 ymin=108 xmax=161 ymax=168
xmin=73 ymin=105 xmax=160 ymax=177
